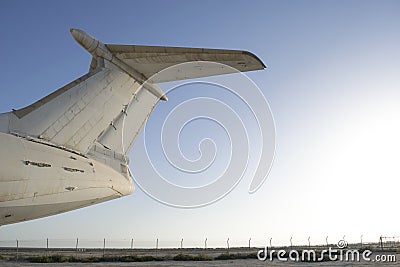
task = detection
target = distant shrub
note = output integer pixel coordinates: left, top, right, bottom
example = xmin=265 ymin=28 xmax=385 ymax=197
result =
xmin=197 ymin=253 xmax=213 ymax=261
xmin=214 ymin=253 xmax=256 ymax=260
xmin=173 ymin=253 xmax=212 ymax=261
xmin=27 ymin=254 xmax=167 ymax=263
xmin=28 ymin=255 xmax=74 ymax=263
xmin=120 ymin=255 xmax=139 ymax=262
xmin=27 ymin=251 xmax=256 ymax=263
xmin=80 ymin=257 xmax=101 ymax=263
xmin=137 ymin=255 xmax=164 ymax=262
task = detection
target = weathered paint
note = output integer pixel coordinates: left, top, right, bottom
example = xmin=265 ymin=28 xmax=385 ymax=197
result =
xmin=0 ymin=132 xmax=133 ymax=225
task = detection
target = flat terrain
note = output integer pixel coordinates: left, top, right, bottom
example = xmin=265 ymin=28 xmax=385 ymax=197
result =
xmin=0 ymin=247 xmax=398 ymax=266
xmin=1 ymin=258 xmax=400 ymax=267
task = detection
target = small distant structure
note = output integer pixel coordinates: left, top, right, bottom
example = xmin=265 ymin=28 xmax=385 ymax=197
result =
xmin=380 ymin=236 xmax=400 ymax=249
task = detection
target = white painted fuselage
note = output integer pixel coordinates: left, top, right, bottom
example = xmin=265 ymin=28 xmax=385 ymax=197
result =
xmin=0 ymin=132 xmax=133 ymax=225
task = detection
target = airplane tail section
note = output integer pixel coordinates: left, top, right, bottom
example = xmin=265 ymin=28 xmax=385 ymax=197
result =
xmin=2 ymin=29 xmax=265 ymax=173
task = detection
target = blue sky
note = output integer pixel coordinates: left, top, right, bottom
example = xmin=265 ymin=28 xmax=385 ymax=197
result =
xmin=0 ymin=0 xmax=399 ymax=248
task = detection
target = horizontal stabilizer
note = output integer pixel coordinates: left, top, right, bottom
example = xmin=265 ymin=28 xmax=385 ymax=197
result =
xmin=89 ymin=44 xmax=265 ymax=83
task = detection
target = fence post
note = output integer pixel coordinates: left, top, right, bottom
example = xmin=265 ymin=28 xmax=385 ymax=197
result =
xmin=46 ymin=238 xmax=49 ymax=257
xmin=75 ymin=238 xmax=79 ymax=258
xmin=227 ymin=238 xmax=230 ymax=253
xmin=16 ymin=239 xmax=19 ymax=261
xmin=156 ymin=238 xmax=159 ymax=256
xmin=205 ymin=238 xmax=207 ymax=250
xmin=103 ymin=238 xmax=106 ymax=257
xmin=131 ymin=238 xmax=134 ymax=253
xmin=326 ymin=236 xmax=329 ymax=249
